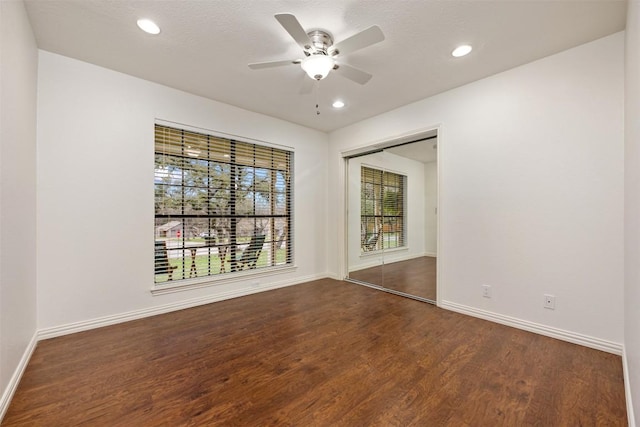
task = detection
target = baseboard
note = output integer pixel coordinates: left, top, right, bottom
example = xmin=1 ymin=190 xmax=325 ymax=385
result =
xmin=423 ymin=252 xmax=437 ymax=257
xmin=325 ymin=272 xmax=341 ymax=280
xmin=622 ymin=346 xmax=636 ymax=427
xmin=0 ymin=332 xmax=38 ymax=422
xmin=440 ymin=300 xmax=623 ymax=355
xmin=38 ymin=273 xmax=329 ymax=340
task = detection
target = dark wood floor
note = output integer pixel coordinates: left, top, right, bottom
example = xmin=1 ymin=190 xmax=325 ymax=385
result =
xmin=349 ymin=256 xmax=436 ymax=300
xmin=3 ymin=279 xmax=627 ymax=426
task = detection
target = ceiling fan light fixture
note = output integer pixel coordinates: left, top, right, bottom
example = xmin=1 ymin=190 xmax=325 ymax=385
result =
xmin=301 ymin=55 xmax=335 ymax=80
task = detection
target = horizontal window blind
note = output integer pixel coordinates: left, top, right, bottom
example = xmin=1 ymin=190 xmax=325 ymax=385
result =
xmin=361 ymin=166 xmax=405 ymax=252
xmin=154 ymin=124 xmax=293 ymax=284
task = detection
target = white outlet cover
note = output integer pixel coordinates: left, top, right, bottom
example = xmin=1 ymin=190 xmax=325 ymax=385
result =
xmin=482 ymin=285 xmax=491 ymax=298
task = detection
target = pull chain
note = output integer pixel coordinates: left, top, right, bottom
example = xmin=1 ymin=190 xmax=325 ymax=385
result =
xmin=314 ymin=79 xmax=321 ymax=115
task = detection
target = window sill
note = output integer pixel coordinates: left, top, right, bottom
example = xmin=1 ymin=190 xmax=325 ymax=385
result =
xmin=151 ymin=265 xmax=297 ymax=296
xmin=360 ymin=246 xmax=408 ymax=259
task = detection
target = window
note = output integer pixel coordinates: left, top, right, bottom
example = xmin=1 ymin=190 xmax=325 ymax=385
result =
xmin=361 ymin=166 xmax=405 ymax=252
xmin=154 ymin=124 xmax=293 ymax=285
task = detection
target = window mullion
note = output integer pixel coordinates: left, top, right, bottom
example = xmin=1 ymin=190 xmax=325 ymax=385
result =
xmin=270 ymin=148 xmax=276 ymax=267
xmin=180 ymin=130 xmax=186 ymax=278
xmin=229 ymin=141 xmax=238 ymax=273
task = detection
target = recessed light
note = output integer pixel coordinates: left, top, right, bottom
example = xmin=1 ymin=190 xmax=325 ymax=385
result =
xmin=452 ymin=45 xmax=472 ymax=58
xmin=332 ymin=100 xmax=345 ymax=109
xmin=137 ymin=18 xmax=160 ymax=35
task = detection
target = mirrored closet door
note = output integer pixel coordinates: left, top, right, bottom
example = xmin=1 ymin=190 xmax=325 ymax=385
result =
xmin=345 ymin=137 xmax=438 ymax=303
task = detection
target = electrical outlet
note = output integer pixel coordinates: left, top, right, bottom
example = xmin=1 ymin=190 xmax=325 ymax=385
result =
xmin=482 ymin=284 xmax=491 ymax=298
xmin=544 ymin=294 xmax=555 ymax=310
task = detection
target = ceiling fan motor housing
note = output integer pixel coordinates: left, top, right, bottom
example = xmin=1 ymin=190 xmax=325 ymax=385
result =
xmin=307 ymin=30 xmax=334 ymax=55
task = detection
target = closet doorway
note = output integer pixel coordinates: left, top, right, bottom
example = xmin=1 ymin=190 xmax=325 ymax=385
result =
xmin=344 ymin=132 xmax=438 ymax=303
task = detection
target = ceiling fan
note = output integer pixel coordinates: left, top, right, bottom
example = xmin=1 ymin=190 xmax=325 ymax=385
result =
xmin=248 ymin=14 xmax=385 ymax=89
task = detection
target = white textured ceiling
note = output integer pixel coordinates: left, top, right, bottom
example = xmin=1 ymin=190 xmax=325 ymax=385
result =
xmin=24 ymin=0 xmax=626 ymax=132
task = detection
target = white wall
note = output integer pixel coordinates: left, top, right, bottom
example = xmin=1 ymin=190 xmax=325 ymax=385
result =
xmin=0 ymin=0 xmax=38 ymax=414
xmin=36 ymin=51 xmax=329 ymax=330
xmin=329 ymin=32 xmax=624 ymax=345
xmin=625 ymin=2 xmax=640 ymax=424
xmin=424 ymin=161 xmax=437 ymax=256
xmin=347 ymin=151 xmax=426 ymax=272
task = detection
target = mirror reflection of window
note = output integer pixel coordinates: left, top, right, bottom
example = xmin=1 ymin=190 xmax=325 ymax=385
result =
xmin=360 ymin=166 xmax=405 ymax=253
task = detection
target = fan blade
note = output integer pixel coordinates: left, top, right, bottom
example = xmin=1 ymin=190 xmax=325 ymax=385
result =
xmin=334 ymin=63 xmax=373 ymax=85
xmin=248 ymin=59 xmax=300 ymax=69
xmin=275 ymin=14 xmax=312 ymax=51
xmin=331 ymin=26 xmax=384 ymax=56
xmin=300 ymin=76 xmax=314 ymax=94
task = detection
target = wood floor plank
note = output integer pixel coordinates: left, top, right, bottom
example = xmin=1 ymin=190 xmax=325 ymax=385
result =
xmin=2 ymin=279 xmax=627 ymax=426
